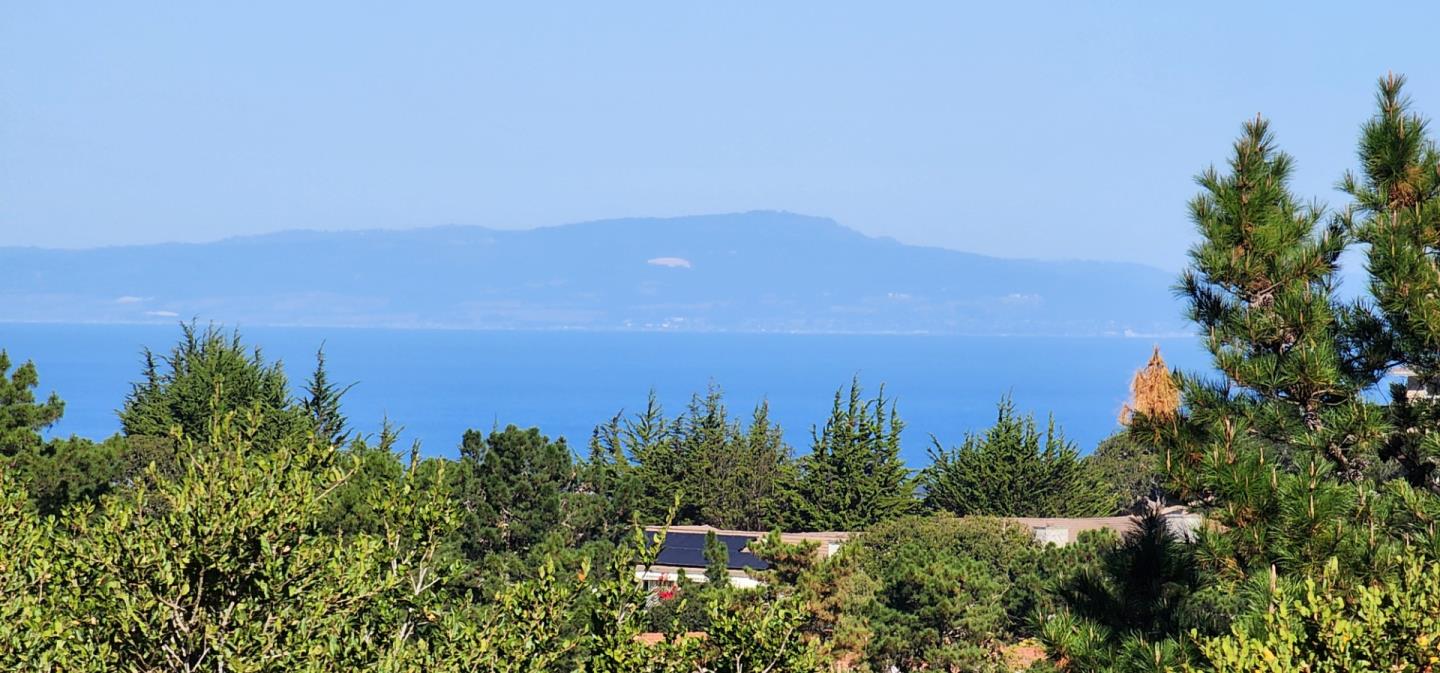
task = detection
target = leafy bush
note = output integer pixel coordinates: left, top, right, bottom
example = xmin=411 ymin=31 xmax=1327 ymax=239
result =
xmin=1197 ymin=554 xmax=1440 ymax=673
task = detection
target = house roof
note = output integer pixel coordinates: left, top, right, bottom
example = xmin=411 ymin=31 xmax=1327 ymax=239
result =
xmin=645 ymin=525 xmax=852 ymax=546
xmin=645 ymin=530 xmax=770 ymax=571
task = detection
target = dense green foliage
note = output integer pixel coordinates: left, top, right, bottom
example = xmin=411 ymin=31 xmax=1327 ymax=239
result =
xmin=455 ymin=425 xmax=574 ymax=567
xmin=8 ymin=73 xmax=1440 ymax=673
xmin=923 ymin=397 xmax=1118 ymax=517
xmin=1198 ymin=556 xmax=1440 ymax=672
xmin=1 ymin=381 xmax=821 ymax=671
xmin=587 ymin=387 xmax=795 ymax=531
xmin=1085 ymin=432 xmax=1163 ymax=512
xmin=0 ymin=349 xmax=64 ymax=455
xmin=1038 ymin=76 xmax=1440 ymax=673
xmin=121 ymin=323 xmax=312 ymax=447
xmin=790 ymin=380 xmax=914 ymax=531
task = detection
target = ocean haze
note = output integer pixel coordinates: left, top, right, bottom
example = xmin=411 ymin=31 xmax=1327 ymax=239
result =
xmin=1 ymin=211 xmax=1184 ymax=336
xmin=0 ymin=322 xmax=1213 ymax=463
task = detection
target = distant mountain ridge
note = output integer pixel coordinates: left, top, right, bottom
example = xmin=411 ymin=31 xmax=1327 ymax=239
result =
xmin=1 ymin=211 xmax=1185 ymax=335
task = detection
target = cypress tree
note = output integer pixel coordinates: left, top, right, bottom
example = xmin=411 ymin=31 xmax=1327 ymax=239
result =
xmin=120 ymin=323 xmax=311 ymax=447
xmin=703 ymin=530 xmax=730 ymax=585
xmin=686 ymin=396 xmax=792 ymax=531
xmin=922 ymin=396 xmax=1116 ymax=517
xmin=608 ymin=387 xmax=794 ymax=530
xmin=301 ymin=345 xmax=354 ymax=447
xmin=623 ymin=391 xmax=681 ymax=523
xmin=672 ymin=385 xmax=733 ymax=525
xmin=789 ymin=378 xmax=914 ymax=531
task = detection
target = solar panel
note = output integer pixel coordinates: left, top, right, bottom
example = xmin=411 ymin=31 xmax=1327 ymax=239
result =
xmin=645 ymin=531 xmax=770 ymax=571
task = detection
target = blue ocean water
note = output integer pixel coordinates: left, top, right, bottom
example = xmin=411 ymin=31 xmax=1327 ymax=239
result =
xmin=0 ymin=323 xmax=1211 ymax=465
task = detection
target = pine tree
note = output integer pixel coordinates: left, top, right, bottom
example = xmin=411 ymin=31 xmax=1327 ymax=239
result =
xmin=1151 ymin=116 xmax=1394 ymax=579
xmin=1174 ymin=116 xmax=1389 ymax=480
xmin=922 ymin=396 xmax=1116 ymax=517
xmin=0 ymin=350 xmax=64 ymax=457
xmin=1342 ymin=73 xmax=1440 ymax=493
xmin=1043 ymin=76 xmax=1440 ymax=673
xmin=789 ymin=379 xmax=914 ymax=531
xmin=454 ymin=425 xmax=574 ymax=567
xmin=0 ymin=351 xmax=124 ymax=515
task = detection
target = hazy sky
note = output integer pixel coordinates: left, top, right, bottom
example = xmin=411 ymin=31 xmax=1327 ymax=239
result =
xmin=3 ymin=2 xmax=1437 ymax=269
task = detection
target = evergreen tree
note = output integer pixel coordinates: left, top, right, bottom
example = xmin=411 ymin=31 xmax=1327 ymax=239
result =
xmin=1153 ymin=114 xmax=1402 ymax=599
xmin=11 ymin=435 xmax=125 ymax=516
xmin=453 ymin=425 xmax=574 ymax=568
xmin=601 ymin=387 xmax=794 ymax=530
xmin=683 ymin=394 xmax=793 ymax=530
xmin=790 ymin=379 xmax=914 ymax=531
xmin=0 ymin=349 xmax=64 ymax=456
xmin=1086 ymin=432 xmax=1163 ymax=512
xmin=1154 ymin=117 xmax=1396 ymax=579
xmin=1174 ymin=116 xmax=1388 ymax=480
xmin=0 ymin=350 xmax=126 ymax=514
xmin=622 ymin=391 xmax=682 ymax=524
xmin=301 ymin=345 xmax=354 ymax=447
xmin=703 ymin=530 xmax=730 ymax=585
xmin=120 ymin=323 xmax=311 ymax=447
xmin=1045 ymin=103 xmax=1436 ymax=673
xmin=671 ymin=385 xmax=734 ymax=525
xmin=922 ymin=396 xmax=1116 ymax=517
xmin=1042 ymin=510 xmax=1206 ymax=672
xmin=577 ymin=411 xmax=646 ymax=544
xmin=1342 ymin=73 xmax=1440 ymax=493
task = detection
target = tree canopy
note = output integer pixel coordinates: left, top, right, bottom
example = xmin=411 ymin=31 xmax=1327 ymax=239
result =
xmin=922 ymin=396 xmax=1116 ymax=518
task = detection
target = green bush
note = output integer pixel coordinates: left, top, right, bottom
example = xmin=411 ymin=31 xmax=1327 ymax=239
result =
xmin=1196 ymin=555 xmax=1440 ymax=673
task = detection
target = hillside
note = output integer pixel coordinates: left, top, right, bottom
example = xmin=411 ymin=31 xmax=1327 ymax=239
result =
xmin=0 ymin=212 xmax=1184 ymax=335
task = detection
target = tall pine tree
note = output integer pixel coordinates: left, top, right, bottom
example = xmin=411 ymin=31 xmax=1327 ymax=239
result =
xmin=1046 ymin=108 xmax=1428 ymax=673
xmin=453 ymin=425 xmax=574 ymax=569
xmin=1157 ymin=115 xmax=1393 ymax=578
xmin=1175 ymin=115 xmax=1389 ymax=480
xmin=1342 ymin=73 xmax=1440 ymax=493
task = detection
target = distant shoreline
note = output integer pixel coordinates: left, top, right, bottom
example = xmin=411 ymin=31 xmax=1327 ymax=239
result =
xmin=0 ymin=320 xmax=1197 ymax=340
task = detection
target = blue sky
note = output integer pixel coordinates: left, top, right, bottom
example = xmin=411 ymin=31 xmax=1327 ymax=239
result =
xmin=3 ymin=2 xmax=1437 ymax=269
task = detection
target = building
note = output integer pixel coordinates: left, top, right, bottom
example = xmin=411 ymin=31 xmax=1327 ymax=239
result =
xmin=1393 ymin=366 xmax=1435 ymax=400
xmin=635 ymin=525 xmax=850 ymax=590
xmin=1011 ymin=508 xmax=1201 ymax=546
xmin=636 ymin=512 xmax=1200 ymax=590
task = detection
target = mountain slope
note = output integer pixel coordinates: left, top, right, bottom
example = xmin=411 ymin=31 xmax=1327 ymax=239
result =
xmin=1 ymin=211 xmax=1184 ymax=335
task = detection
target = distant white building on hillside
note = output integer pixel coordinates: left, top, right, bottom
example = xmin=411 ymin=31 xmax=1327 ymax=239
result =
xmin=1393 ymin=366 xmax=1437 ymax=400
